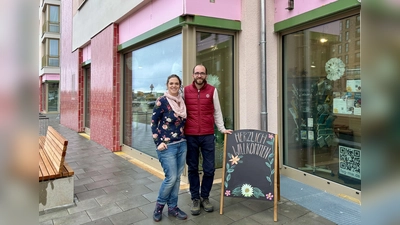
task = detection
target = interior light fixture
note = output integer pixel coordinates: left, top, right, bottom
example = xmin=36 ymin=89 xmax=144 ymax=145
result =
xmin=320 ymin=38 xmax=328 ymax=43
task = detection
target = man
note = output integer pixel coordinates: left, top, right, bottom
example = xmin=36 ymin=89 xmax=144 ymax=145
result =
xmin=184 ymin=64 xmax=233 ymax=215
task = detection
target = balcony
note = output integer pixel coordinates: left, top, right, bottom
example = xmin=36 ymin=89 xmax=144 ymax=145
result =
xmin=42 ymin=21 xmax=60 ymax=36
xmin=42 ymin=55 xmax=60 ymax=68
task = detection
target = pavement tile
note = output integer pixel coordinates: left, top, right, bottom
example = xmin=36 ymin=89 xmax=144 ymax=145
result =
xmin=95 ymin=191 xmax=128 ymax=206
xmin=81 ymin=217 xmax=113 ymax=225
xmin=223 ymin=202 xmax=258 ymax=221
xmin=239 ymin=198 xmax=274 ymax=212
xmin=76 ymin=188 xmax=107 ymax=201
xmin=86 ymin=203 xmax=123 ymax=221
xmin=74 ymin=177 xmax=95 ymax=187
xmin=102 ymin=183 xmax=131 ymax=194
xmin=109 ymin=208 xmax=147 ymax=225
xmin=284 ymin=212 xmax=337 ymax=225
xmin=74 ymin=185 xmax=88 ymax=194
xmin=145 ymin=181 xmax=164 ymax=192
xmin=85 ymin=179 xmax=113 ymax=191
xmin=52 ymin=211 xmax=91 ymax=225
xmin=76 ymin=171 xmax=102 ymax=179
xmin=190 ymin=211 xmax=234 ymax=225
xmin=141 ymin=191 xmax=159 ymax=202
xmin=277 ymin=200 xmax=309 ymax=220
xmin=249 ymin=208 xmax=291 ymax=225
xmin=122 ymin=185 xmax=153 ymax=198
xmin=67 ymin=199 xmax=100 ymax=214
xmin=229 ymin=217 xmax=263 ymax=225
xmin=116 ymin=195 xmax=151 ymax=211
xmin=39 ymin=209 xmax=69 ymax=223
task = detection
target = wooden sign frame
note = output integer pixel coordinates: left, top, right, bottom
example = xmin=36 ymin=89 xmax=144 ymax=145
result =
xmin=219 ymin=130 xmax=279 ymax=222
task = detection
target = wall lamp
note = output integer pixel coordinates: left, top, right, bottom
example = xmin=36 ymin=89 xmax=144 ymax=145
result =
xmin=286 ymin=0 xmax=294 ymax=10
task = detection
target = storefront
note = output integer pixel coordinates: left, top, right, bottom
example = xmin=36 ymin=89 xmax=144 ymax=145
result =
xmin=119 ymin=18 xmax=239 ymax=181
xmin=277 ymin=4 xmax=361 ymax=200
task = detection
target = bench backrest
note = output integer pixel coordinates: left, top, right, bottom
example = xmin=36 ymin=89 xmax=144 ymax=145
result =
xmin=42 ymin=126 xmax=68 ymax=174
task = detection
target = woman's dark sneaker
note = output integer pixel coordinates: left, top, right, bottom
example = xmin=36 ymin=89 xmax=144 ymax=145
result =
xmin=168 ymin=207 xmax=188 ymax=220
xmin=153 ymin=203 xmax=165 ymax=222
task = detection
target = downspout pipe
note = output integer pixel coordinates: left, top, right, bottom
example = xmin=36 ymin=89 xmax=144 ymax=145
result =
xmin=260 ymin=0 xmax=268 ymax=131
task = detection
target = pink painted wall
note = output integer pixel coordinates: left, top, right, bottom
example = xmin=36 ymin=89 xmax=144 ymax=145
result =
xmin=119 ymin=0 xmax=183 ymax=44
xmin=60 ymin=0 xmax=82 ymax=131
xmin=119 ymin=0 xmax=241 ymax=44
xmin=185 ymin=0 xmax=241 ymax=20
xmin=42 ymin=74 xmax=60 ymax=82
xmin=82 ymin=44 xmax=91 ymax=62
xmin=90 ymin=24 xmax=121 ymax=151
xmin=275 ymin=0 xmax=337 ymax=22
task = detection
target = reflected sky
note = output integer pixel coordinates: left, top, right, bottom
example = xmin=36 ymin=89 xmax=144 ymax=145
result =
xmin=130 ymin=34 xmax=182 ymax=93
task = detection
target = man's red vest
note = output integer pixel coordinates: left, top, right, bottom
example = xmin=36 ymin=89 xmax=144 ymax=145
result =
xmin=184 ymin=81 xmax=215 ymax=135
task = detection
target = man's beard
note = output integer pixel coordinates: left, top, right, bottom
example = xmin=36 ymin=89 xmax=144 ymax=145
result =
xmin=195 ymin=78 xmax=205 ymax=85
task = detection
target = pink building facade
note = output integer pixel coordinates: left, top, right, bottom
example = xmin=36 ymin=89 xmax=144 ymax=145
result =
xmin=60 ymin=0 xmax=361 ymax=201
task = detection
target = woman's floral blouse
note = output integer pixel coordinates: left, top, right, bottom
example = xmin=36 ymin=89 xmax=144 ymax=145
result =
xmin=151 ymin=96 xmax=186 ymax=147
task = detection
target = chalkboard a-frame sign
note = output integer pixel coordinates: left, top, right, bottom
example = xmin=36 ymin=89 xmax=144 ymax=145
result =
xmin=219 ymin=129 xmax=279 ymax=222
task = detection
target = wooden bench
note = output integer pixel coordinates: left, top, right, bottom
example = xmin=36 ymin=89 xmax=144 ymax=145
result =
xmin=39 ymin=126 xmax=75 ymax=212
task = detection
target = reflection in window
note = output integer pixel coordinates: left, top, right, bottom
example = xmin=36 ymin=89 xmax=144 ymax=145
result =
xmin=123 ymin=34 xmax=182 ymax=159
xmin=283 ymin=15 xmax=361 ymax=190
xmin=196 ymin=32 xmax=234 ymax=168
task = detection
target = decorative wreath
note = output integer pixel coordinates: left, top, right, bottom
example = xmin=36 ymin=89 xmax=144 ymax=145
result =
xmin=325 ymin=57 xmax=345 ymax=81
xmin=223 ymin=134 xmax=275 ymax=201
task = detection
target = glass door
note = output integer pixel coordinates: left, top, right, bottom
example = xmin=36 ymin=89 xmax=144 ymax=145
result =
xmin=84 ymin=67 xmax=91 ymax=134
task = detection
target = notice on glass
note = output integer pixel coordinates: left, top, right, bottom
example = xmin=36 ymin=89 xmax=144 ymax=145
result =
xmin=307 ymin=118 xmax=313 ymax=127
xmin=346 ymin=80 xmax=361 ymax=92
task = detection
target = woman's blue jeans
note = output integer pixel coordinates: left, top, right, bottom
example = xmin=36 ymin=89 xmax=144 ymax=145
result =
xmin=156 ymin=140 xmax=187 ymax=208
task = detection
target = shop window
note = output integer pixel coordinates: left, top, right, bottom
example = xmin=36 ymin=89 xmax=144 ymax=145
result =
xmin=283 ymin=14 xmax=361 ymax=190
xmin=195 ymin=32 xmax=234 ymax=168
xmin=123 ymin=34 xmax=183 ymax=159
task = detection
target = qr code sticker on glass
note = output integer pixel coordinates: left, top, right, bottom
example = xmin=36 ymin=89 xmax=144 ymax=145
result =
xmin=339 ymin=145 xmax=361 ymax=180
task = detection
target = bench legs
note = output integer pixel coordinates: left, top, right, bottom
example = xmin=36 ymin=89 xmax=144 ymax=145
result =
xmin=39 ymin=177 xmax=74 ymax=212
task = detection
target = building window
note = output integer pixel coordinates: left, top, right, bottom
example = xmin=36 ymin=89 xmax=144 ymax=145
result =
xmin=346 ymin=19 xmax=350 ymax=29
xmin=123 ymin=34 xmax=183 ymax=159
xmin=356 ymin=40 xmax=360 ymax=50
xmin=339 ymin=22 xmax=342 ymax=31
xmin=48 ymin=39 xmax=59 ymax=67
xmin=345 ymin=43 xmax=349 ymax=52
xmin=345 ymin=31 xmax=349 ymax=41
xmin=48 ymin=5 xmax=60 ymax=33
xmin=338 ymin=45 xmax=342 ymax=54
xmin=356 ymin=27 xmax=360 ymax=38
xmin=196 ymin=32 xmax=234 ymax=168
xmin=283 ymin=14 xmax=361 ymax=191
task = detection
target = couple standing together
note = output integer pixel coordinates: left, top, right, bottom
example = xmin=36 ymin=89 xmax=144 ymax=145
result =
xmin=150 ymin=64 xmax=233 ymax=222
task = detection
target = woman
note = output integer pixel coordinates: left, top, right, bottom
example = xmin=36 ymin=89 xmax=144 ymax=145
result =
xmin=150 ymin=74 xmax=188 ymax=222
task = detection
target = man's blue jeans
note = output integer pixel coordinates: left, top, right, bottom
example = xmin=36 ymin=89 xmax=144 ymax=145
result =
xmin=186 ymin=135 xmax=215 ymax=200
xmin=156 ymin=140 xmax=187 ymax=208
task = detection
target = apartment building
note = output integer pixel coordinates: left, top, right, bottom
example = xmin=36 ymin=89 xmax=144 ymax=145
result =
xmin=39 ymin=0 xmax=60 ymax=113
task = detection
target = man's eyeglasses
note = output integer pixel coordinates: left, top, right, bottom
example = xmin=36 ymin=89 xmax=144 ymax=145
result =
xmin=194 ymin=72 xmax=206 ymax=76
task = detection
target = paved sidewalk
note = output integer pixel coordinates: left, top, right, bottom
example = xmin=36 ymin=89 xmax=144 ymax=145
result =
xmin=39 ymin=115 xmax=349 ymax=225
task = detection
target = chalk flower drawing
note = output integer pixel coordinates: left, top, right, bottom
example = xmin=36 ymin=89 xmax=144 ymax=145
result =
xmin=224 ymin=153 xmax=243 ymax=189
xmin=225 ymin=190 xmax=231 ymax=196
xmin=266 ymin=134 xmax=275 ymax=186
xmin=266 ymin=192 xmax=274 ymax=201
xmin=241 ymin=184 xmax=254 ymax=197
xmin=229 ymin=155 xmax=240 ymax=165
